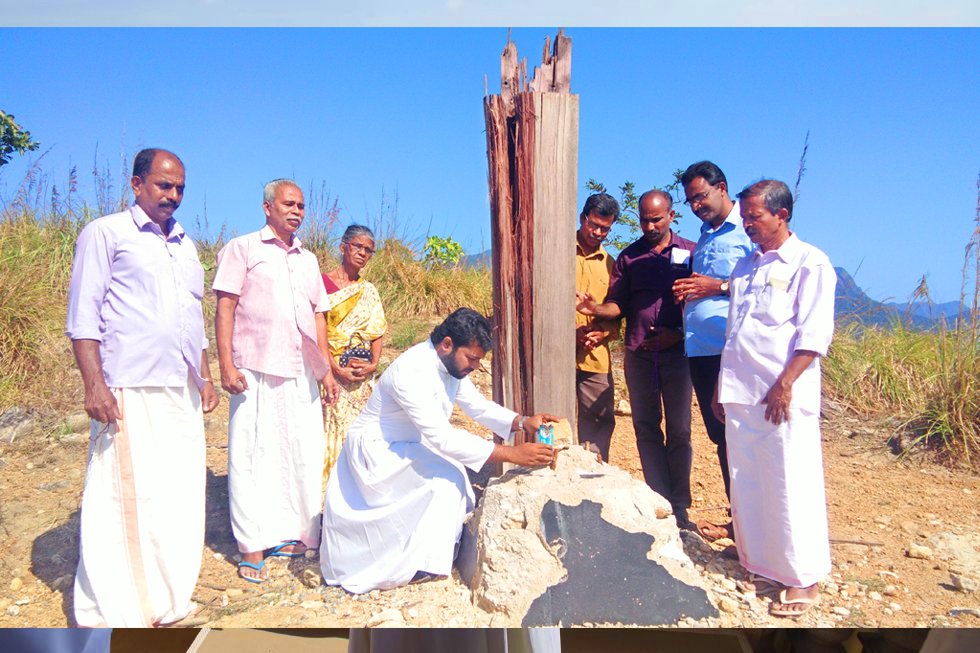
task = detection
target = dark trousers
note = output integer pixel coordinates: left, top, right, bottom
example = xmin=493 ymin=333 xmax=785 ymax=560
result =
xmin=688 ymin=354 xmax=731 ymax=502
xmin=624 ymin=346 xmax=692 ymax=513
xmin=575 ymin=370 xmax=615 ymax=463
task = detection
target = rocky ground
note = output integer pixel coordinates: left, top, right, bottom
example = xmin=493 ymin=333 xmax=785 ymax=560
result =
xmin=1 ymin=351 xmax=979 ymax=629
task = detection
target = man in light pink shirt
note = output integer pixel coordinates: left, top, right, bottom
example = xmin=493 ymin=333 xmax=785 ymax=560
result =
xmin=213 ymin=178 xmax=340 ymax=583
xmin=66 ymin=148 xmax=219 ymax=627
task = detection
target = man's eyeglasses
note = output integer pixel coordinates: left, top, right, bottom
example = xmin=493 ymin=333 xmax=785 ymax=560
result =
xmin=583 ymin=218 xmax=612 ymax=234
xmin=683 ymin=186 xmax=715 ymax=207
xmin=346 ymin=242 xmax=376 ymax=256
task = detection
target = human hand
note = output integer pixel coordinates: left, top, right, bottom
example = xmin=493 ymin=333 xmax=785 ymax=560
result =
xmin=524 ymin=413 xmax=561 ymax=434
xmin=762 ymin=378 xmax=792 ymax=425
xmin=220 ymin=366 xmax=248 ymax=395
xmin=582 ymin=330 xmax=604 ymax=350
xmin=347 ymin=358 xmax=376 ymax=380
xmin=200 ymin=381 xmax=220 ymax=413
xmin=508 ymin=442 xmax=555 ymax=467
xmin=575 ymin=291 xmax=598 ymax=316
xmin=320 ymin=372 xmax=341 ymax=407
xmin=84 ymin=381 xmax=121 ymax=424
xmin=672 ymin=273 xmax=718 ymax=304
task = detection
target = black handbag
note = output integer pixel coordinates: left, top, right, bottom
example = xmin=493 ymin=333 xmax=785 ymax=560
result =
xmin=339 ymin=335 xmax=373 ymax=367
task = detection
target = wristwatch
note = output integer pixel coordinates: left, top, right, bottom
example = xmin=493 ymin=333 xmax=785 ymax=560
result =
xmin=719 ymin=279 xmax=730 ymax=295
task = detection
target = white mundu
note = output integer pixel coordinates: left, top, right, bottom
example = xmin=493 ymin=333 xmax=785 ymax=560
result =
xmin=74 ymin=381 xmax=205 ymax=627
xmin=719 ymin=233 xmax=837 ymax=588
xmin=321 ymin=340 xmax=516 ymax=593
xmin=348 ymin=628 xmax=561 ymax=653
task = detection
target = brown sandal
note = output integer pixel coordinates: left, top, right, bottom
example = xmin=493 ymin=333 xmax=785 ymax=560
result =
xmin=695 ymin=518 xmax=734 ymax=542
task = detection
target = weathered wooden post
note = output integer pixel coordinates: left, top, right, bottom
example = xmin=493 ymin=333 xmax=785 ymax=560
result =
xmin=484 ymin=30 xmax=578 ymax=454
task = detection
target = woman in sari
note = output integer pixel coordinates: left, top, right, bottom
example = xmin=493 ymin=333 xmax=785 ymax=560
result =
xmin=322 ymin=225 xmax=388 ymax=486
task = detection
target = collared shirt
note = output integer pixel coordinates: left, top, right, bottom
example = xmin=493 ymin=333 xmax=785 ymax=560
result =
xmin=66 ymin=205 xmax=208 ymax=389
xmin=212 ymin=226 xmax=330 ymax=379
xmin=718 ymin=233 xmax=837 ymax=411
xmin=605 ymin=230 xmax=696 ymax=352
xmin=575 ymin=241 xmax=619 ymax=373
xmin=683 ymin=202 xmax=755 ymax=357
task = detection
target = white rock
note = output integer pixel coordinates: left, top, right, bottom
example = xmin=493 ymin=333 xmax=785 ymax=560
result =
xmin=907 ymin=544 xmax=933 ymax=560
xmin=9 ymin=577 xmax=23 ymax=592
xmin=6 ymin=605 xmax=19 ymax=617
xmin=869 ymin=591 xmax=883 ymax=601
xmin=832 ymin=607 xmax=851 ymax=617
xmin=718 ymin=597 xmax=739 ymax=613
xmin=366 ymin=609 xmax=405 ymax=627
xmin=226 ymin=588 xmax=244 ymax=598
xmin=889 ymin=602 xmax=902 ymax=612
xmin=301 ymin=600 xmax=323 ymax=610
xmin=15 ymin=598 xmax=30 ymax=606
xmin=882 ymin=584 xmax=899 ymax=596
xmin=950 ymin=574 xmax=978 ymax=592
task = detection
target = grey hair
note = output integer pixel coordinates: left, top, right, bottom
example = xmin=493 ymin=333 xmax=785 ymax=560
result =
xmin=736 ymin=179 xmax=794 ymax=221
xmin=341 ymin=224 xmax=376 ymax=246
xmin=263 ymin=178 xmax=300 ymax=203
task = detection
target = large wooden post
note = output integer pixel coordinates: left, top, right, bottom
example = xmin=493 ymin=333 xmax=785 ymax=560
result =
xmin=485 ymin=31 xmax=578 ymax=451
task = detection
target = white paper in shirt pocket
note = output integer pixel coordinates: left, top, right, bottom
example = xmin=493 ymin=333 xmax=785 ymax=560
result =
xmin=670 ymin=248 xmax=691 ymax=267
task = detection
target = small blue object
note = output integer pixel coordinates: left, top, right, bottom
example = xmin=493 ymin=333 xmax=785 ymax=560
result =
xmin=538 ymin=424 xmax=553 ymax=445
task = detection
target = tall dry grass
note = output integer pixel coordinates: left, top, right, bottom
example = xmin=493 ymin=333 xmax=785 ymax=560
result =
xmin=0 ymin=163 xmax=491 ymax=413
xmin=823 ymin=178 xmax=980 ymax=465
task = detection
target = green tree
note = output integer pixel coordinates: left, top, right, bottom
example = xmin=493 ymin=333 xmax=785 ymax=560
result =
xmin=586 ymin=171 xmax=687 ymax=251
xmin=0 ymin=110 xmax=40 ymax=167
xmin=422 ymin=234 xmax=465 ymax=269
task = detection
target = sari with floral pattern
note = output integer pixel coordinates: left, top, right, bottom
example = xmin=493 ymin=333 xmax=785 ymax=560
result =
xmin=322 ymin=275 xmax=387 ymax=486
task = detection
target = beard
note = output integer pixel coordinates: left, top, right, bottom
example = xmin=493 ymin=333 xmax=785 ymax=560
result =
xmin=439 ymin=349 xmax=469 ymax=380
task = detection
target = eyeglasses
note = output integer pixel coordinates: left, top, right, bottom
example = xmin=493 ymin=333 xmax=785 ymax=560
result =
xmin=683 ymin=186 xmax=715 ymax=207
xmin=346 ymin=242 xmax=376 ymax=256
xmin=583 ymin=217 xmax=612 ymax=234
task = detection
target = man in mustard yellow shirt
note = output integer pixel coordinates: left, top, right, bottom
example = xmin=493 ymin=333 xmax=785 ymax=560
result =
xmin=575 ymin=193 xmax=621 ymax=462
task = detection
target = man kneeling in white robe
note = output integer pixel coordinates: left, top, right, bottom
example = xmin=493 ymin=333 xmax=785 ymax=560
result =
xmin=321 ymin=308 xmax=557 ymax=593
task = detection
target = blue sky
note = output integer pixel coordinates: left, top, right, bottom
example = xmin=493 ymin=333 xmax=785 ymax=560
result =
xmin=1 ymin=27 xmax=978 ymax=304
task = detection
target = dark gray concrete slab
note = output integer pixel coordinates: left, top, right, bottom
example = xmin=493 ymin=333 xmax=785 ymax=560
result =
xmin=522 ymin=499 xmax=717 ymax=626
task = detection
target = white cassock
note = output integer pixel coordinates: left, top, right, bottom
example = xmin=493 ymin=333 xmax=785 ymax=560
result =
xmin=718 ymin=233 xmax=836 ymax=588
xmin=348 ymin=629 xmax=561 ymax=653
xmin=321 ymin=340 xmax=516 ymax=593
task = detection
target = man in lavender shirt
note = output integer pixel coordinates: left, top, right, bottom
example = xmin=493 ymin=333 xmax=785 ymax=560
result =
xmin=576 ymin=190 xmax=696 ymax=529
xmin=66 ymin=148 xmax=219 ymax=627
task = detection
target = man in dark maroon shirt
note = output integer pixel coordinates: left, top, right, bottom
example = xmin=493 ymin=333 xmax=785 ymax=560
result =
xmin=576 ymin=189 xmax=696 ymax=529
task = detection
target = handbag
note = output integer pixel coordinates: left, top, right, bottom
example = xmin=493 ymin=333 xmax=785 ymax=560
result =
xmin=339 ymin=335 xmax=373 ymax=367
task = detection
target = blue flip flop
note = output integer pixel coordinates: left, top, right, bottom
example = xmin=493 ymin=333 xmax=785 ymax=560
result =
xmin=267 ymin=540 xmax=306 ymax=558
xmin=237 ymin=559 xmax=267 ymax=584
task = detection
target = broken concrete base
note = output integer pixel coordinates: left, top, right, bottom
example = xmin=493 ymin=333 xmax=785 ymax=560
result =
xmin=457 ymin=445 xmax=719 ymax=626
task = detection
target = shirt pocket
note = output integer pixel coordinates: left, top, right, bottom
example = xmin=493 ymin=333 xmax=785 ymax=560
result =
xmin=750 ymin=277 xmax=795 ymax=326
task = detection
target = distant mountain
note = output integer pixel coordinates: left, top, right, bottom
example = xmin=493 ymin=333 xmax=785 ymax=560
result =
xmin=461 ymin=249 xmax=953 ymax=330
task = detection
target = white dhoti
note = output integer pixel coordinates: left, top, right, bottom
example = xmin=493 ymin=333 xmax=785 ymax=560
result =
xmin=74 ymin=379 xmax=205 ymax=627
xmin=320 ymin=435 xmax=472 ymax=593
xmin=228 ymin=367 xmax=324 ymax=553
xmin=724 ymin=402 xmax=831 ymax=587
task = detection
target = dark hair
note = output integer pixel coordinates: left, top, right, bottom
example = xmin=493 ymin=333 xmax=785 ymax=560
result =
xmin=580 ymin=193 xmax=619 ymax=221
xmin=132 ymin=148 xmax=182 ymax=179
xmin=430 ymin=308 xmax=493 ymax=351
xmin=737 ymin=179 xmax=794 ymax=221
xmin=638 ymin=188 xmax=673 ymax=210
xmin=680 ymin=160 xmax=728 ymax=189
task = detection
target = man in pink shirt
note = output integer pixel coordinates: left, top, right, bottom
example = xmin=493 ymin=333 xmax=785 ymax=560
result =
xmin=66 ymin=148 xmax=219 ymax=626
xmin=213 ymin=178 xmax=340 ymax=583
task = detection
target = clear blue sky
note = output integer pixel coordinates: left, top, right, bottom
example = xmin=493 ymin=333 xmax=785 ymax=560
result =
xmin=1 ymin=27 xmax=978 ymax=304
